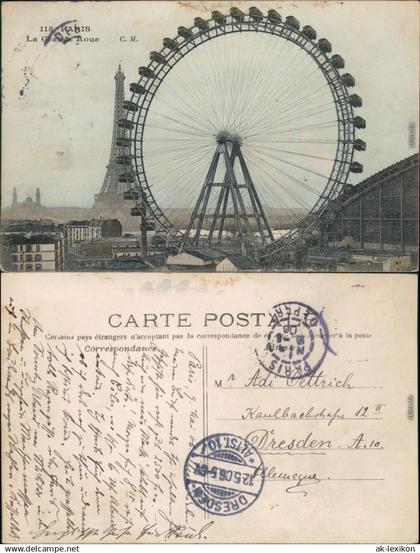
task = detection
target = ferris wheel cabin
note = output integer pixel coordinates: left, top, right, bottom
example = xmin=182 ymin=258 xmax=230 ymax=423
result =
xmin=331 ymin=55 xmax=345 ymax=69
xmin=354 ymin=116 xmax=366 ymax=129
xmin=354 ymin=139 xmax=367 ymax=151
xmin=249 ymin=6 xmax=263 ymax=21
xmin=123 ymin=101 xmax=138 ymax=112
xmin=118 ymin=119 xmax=134 ymax=130
xmin=150 ymin=51 xmax=167 ymax=65
xmin=317 ymin=38 xmax=332 ymax=53
xmin=302 ymin=25 xmax=317 ymax=40
xmin=211 ymin=11 xmax=226 ymax=25
xmin=350 ymin=162 xmax=364 ymax=173
xmin=118 ymin=173 xmax=135 ymax=183
xmin=349 ymin=94 xmax=363 ymax=108
xmin=116 ymin=137 xmax=131 ymax=148
xmin=130 ymin=206 xmax=146 ymax=217
xmin=285 ymin=16 xmax=300 ymax=30
xmin=163 ymin=37 xmax=178 ymax=51
xmin=178 ymin=26 xmax=193 ymax=39
xmin=267 ymin=9 xmax=282 ymax=23
xmin=138 ymin=66 xmax=154 ymax=78
xmin=230 ymin=7 xmax=245 ymax=22
xmin=123 ymin=190 xmax=140 ymax=201
xmin=194 ymin=17 xmax=209 ymax=31
xmin=341 ymin=73 xmax=356 ymax=87
xmin=116 ymin=155 xmax=132 ymax=165
xmin=129 ymin=83 xmax=145 ymax=95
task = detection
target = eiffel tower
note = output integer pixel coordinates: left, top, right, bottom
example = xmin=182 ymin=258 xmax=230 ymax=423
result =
xmin=94 ymin=65 xmax=132 ymax=207
xmin=180 ymin=131 xmax=274 ymax=259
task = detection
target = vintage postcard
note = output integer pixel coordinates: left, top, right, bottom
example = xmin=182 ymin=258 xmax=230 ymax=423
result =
xmin=1 ymin=0 xmax=419 ymax=548
xmin=1 ymin=1 xmax=419 ymax=272
xmin=1 ymin=272 xmax=418 ymax=543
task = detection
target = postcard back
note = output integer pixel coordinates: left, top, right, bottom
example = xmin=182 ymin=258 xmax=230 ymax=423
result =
xmin=1 ymin=272 xmax=417 ymax=543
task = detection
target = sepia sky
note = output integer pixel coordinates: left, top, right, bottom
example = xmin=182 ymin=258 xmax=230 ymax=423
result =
xmin=2 ymin=0 xmax=419 ymax=208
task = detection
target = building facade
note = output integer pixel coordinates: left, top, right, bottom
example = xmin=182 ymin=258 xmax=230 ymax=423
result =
xmin=66 ymin=218 xmax=122 ymax=247
xmin=110 ymin=237 xmax=151 ymax=258
xmin=324 ymin=154 xmax=418 ymax=254
xmin=4 ymin=234 xmax=65 ymax=271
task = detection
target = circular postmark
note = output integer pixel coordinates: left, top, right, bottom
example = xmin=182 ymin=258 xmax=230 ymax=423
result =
xmin=256 ymin=301 xmax=330 ymax=380
xmin=184 ymin=433 xmax=264 ymax=516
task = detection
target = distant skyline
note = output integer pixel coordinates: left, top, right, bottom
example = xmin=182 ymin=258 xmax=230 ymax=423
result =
xmin=2 ymin=1 xmax=419 ymax=208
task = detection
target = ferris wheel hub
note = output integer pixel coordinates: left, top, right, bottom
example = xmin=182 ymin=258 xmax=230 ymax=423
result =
xmin=215 ymin=130 xmax=243 ymax=146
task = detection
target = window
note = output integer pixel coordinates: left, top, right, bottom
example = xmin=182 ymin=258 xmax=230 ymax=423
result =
xmin=402 ymin=196 xmax=419 ymax=219
xmin=382 ymin=220 xmax=401 ymax=245
xmin=25 ymin=244 xmax=33 ymax=252
xmin=381 ymin=176 xmax=402 ymax=197
xmin=361 ymin=189 xmax=380 ymax=218
xmin=25 ymin=264 xmax=33 ymax=271
xmin=34 ymin=254 xmax=42 ymax=262
xmin=403 ymin=220 xmax=419 ymax=246
xmin=25 ymin=254 xmax=32 ymax=262
xmin=343 ymin=220 xmax=360 ymax=241
xmin=343 ymin=200 xmax=360 ymax=219
xmin=362 ymin=220 xmax=380 ymax=244
xmin=403 ymin=170 xmax=418 ymax=195
xmin=381 ymin=197 xmax=401 ymax=219
xmin=35 ymin=264 xmax=42 ymax=271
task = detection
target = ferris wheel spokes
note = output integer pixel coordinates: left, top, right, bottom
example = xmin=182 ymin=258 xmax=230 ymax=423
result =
xmin=179 ymin=131 xmax=274 ymax=258
xmin=117 ymin=6 xmax=366 ymax=261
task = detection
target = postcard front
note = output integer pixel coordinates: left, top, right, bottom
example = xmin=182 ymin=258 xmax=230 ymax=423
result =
xmin=1 ymin=1 xmax=418 ymax=272
xmin=1 ymin=272 xmax=417 ymax=543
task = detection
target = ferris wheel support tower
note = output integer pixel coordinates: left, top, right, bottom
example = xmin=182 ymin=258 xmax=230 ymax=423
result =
xmin=180 ymin=131 xmax=274 ymax=258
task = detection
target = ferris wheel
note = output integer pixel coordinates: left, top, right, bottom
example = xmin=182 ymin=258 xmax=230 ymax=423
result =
xmin=117 ymin=6 xmax=366 ymax=261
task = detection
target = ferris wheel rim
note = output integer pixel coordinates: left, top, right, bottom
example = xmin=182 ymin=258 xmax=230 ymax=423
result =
xmin=122 ymin=11 xmax=360 ymax=255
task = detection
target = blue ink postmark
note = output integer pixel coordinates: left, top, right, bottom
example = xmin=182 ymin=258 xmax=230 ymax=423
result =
xmin=256 ymin=301 xmax=331 ymax=380
xmin=184 ymin=433 xmax=264 ymax=516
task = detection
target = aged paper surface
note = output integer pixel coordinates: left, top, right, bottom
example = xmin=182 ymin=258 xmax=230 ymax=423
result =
xmin=1 ymin=273 xmax=417 ymax=543
xmin=1 ymin=0 xmax=418 ymax=546
xmin=1 ymin=0 xmax=418 ymax=272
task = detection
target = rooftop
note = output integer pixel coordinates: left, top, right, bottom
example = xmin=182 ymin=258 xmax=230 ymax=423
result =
xmin=106 ymin=256 xmax=147 ymax=270
xmin=4 ymin=233 xmax=63 ymax=245
xmin=336 ymin=153 xmax=418 ymax=206
xmin=179 ymin=249 xmax=226 ymax=261
xmin=66 ymin=218 xmax=121 ymax=227
xmin=221 ymin=255 xmax=260 ymax=269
